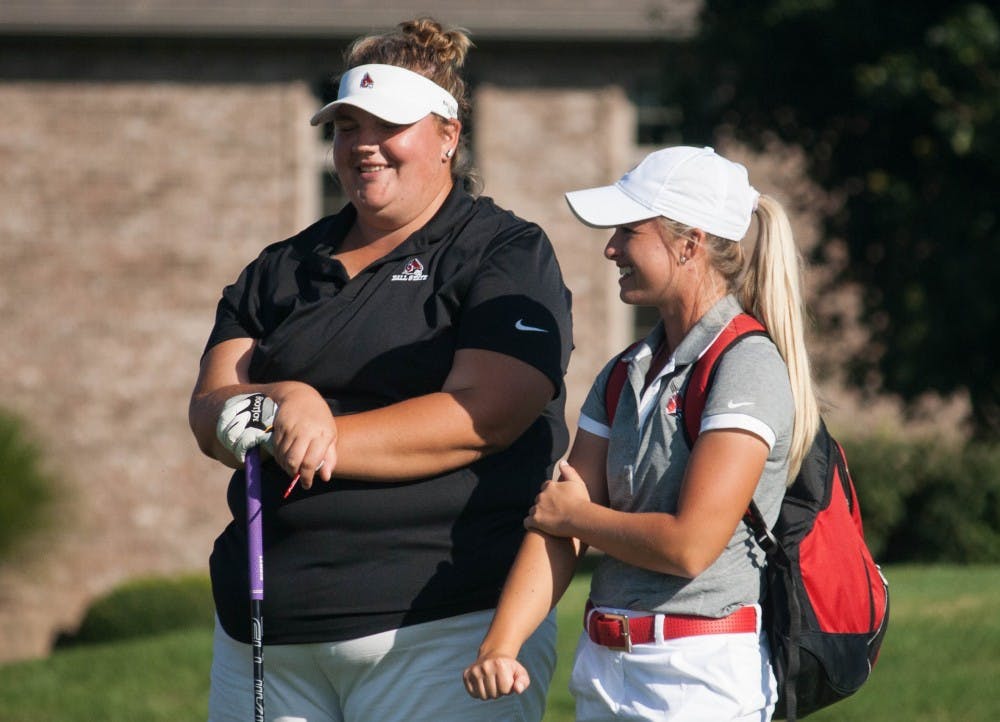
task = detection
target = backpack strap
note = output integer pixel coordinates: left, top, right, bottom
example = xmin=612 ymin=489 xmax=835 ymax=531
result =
xmin=606 ymin=314 xmax=768 ymax=433
xmin=683 ymin=314 xmax=801 ymax=714
xmin=748 ymin=494 xmax=802 ymax=721
xmin=608 ymin=315 xmax=801 ymax=717
xmin=604 ymin=342 xmax=639 ymax=426
xmin=681 ymin=313 xmax=768 ymax=447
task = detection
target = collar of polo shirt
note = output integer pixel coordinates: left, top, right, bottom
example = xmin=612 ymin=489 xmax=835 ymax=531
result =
xmin=310 ymin=64 xmax=460 ymax=127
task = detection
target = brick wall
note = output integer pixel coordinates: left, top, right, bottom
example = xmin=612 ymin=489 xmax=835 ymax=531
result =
xmin=475 ymin=84 xmax=636 ymax=427
xmin=0 ymin=77 xmax=633 ymax=662
xmin=0 ymin=71 xmax=872 ymax=663
xmin=0 ymin=80 xmax=318 ymax=660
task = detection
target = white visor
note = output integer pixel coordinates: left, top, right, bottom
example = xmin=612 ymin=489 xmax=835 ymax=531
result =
xmin=310 ymin=64 xmax=459 ymax=126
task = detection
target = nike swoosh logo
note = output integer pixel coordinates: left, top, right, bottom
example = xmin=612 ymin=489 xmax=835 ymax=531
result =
xmin=727 ymin=401 xmax=755 ymax=409
xmin=515 ymin=319 xmax=549 ymax=333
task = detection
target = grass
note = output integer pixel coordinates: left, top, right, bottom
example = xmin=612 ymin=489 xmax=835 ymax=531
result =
xmin=0 ymin=565 xmax=997 ymax=721
xmin=802 ymin=565 xmax=1000 ymax=722
xmin=0 ymin=628 xmax=212 ymax=722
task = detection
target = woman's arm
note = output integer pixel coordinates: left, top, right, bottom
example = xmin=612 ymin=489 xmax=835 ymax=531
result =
xmin=331 ymin=347 xmax=554 ymax=481
xmin=189 ymin=341 xmax=556 ymax=487
xmin=528 ymin=429 xmax=769 ymax=578
xmin=188 ymin=337 xmax=338 ymax=482
xmin=463 ymin=430 xmax=608 ymax=700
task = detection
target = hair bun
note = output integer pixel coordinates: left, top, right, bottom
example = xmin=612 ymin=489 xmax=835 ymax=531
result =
xmin=399 ymin=17 xmax=472 ymax=69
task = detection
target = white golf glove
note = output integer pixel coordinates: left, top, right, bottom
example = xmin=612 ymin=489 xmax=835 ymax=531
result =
xmin=216 ymin=392 xmax=278 ymax=463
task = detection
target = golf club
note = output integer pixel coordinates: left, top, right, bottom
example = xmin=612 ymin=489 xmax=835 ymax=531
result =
xmin=245 ymin=447 xmax=265 ymax=722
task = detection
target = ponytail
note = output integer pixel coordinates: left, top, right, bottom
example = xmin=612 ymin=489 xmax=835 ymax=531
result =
xmin=738 ymin=195 xmax=820 ymax=482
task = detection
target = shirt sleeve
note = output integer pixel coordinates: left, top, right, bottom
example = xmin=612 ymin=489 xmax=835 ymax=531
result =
xmin=203 ymin=257 xmax=268 ymax=354
xmin=700 ymin=335 xmax=794 ymax=452
xmin=454 ymin=224 xmax=573 ymax=391
xmin=577 ymin=355 xmax=622 ymax=439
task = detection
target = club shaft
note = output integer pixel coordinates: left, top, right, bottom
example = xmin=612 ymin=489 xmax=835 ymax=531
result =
xmin=246 ymin=449 xmax=265 ymax=722
xmin=250 ymin=598 xmax=264 ymax=722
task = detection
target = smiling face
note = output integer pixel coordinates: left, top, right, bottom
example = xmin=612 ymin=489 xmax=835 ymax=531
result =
xmin=604 ymin=218 xmax=687 ymax=309
xmin=332 ymin=105 xmax=459 ymax=234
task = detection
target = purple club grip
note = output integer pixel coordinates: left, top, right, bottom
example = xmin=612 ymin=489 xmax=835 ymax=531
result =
xmin=245 ymin=448 xmax=264 ymax=601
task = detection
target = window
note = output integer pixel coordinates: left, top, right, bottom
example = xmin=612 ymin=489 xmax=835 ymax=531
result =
xmin=314 ymin=75 xmax=347 ymax=217
xmin=630 ymin=70 xmax=683 ymax=340
xmin=322 ymin=170 xmax=348 ymax=217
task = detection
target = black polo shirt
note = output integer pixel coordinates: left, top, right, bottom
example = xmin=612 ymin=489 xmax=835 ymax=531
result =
xmin=206 ymin=185 xmax=573 ymax=644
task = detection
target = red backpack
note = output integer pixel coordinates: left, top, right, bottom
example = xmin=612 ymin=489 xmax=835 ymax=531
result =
xmin=605 ymin=313 xmax=889 ymax=721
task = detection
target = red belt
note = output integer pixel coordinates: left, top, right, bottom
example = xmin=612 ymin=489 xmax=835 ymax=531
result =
xmin=585 ymin=601 xmax=757 ymax=652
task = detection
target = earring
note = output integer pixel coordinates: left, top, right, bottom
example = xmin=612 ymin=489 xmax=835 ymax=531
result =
xmin=679 ymin=255 xmax=688 ymax=265
xmin=444 ymin=148 xmax=454 ymax=159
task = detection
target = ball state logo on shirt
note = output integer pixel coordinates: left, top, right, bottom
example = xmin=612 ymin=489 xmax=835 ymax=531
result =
xmin=665 ymin=392 xmax=681 ymax=416
xmin=360 ymin=72 xmax=374 ymax=89
xmin=392 ymin=257 xmax=429 ymax=282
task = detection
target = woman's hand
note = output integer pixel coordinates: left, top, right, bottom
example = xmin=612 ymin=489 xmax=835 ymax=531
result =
xmin=525 ymin=460 xmax=590 ymax=538
xmin=215 ymin=392 xmax=278 ymax=463
xmin=190 ymin=338 xmax=336 ymax=487
xmin=463 ymin=651 xmax=531 ymax=700
xmin=267 ymin=382 xmax=337 ymax=489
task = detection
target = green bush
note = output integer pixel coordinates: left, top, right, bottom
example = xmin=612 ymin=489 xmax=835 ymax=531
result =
xmin=839 ymin=434 xmax=931 ymax=559
xmin=842 ymin=435 xmax=1000 ymax=563
xmin=0 ymin=410 xmax=53 ymax=559
xmin=56 ymin=574 xmax=215 ymax=648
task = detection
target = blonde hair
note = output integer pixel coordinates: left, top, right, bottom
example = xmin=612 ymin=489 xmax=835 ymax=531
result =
xmin=342 ymin=17 xmax=481 ymax=192
xmin=662 ymin=197 xmax=820 ymax=482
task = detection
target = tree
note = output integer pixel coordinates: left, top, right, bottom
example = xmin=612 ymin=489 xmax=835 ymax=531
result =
xmin=673 ymin=1 xmax=1000 ymax=435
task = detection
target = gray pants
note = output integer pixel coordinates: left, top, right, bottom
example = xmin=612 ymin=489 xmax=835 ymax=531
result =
xmin=208 ymin=609 xmax=557 ymax=722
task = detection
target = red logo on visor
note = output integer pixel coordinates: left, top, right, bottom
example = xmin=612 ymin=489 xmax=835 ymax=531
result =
xmin=360 ymin=72 xmax=374 ymax=89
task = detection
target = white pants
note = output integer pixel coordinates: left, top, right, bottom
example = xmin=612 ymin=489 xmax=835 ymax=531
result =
xmin=208 ymin=609 xmax=556 ymax=722
xmin=569 ymin=606 xmax=776 ymax=721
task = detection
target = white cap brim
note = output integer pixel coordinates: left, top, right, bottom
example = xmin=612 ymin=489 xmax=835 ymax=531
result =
xmin=564 ymin=184 xmax=659 ymax=228
xmin=311 ymin=96 xmax=431 ymax=126
xmin=565 ymin=146 xmax=759 ymax=240
xmin=310 ymin=64 xmax=459 ymax=127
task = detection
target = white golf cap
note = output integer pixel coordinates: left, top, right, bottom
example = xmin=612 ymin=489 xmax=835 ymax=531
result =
xmin=310 ymin=63 xmax=459 ymax=126
xmin=565 ymin=146 xmax=760 ymax=241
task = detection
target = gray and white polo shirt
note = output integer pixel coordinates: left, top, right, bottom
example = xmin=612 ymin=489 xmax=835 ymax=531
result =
xmin=578 ymin=294 xmax=793 ymax=618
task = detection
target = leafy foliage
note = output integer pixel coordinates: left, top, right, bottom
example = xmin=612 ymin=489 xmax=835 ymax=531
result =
xmin=672 ymin=1 xmax=1000 ymax=434
xmin=0 ymin=410 xmax=53 ymax=559
xmin=55 ymin=574 xmax=215 ymax=647
xmin=843 ymin=434 xmax=1000 ymax=562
